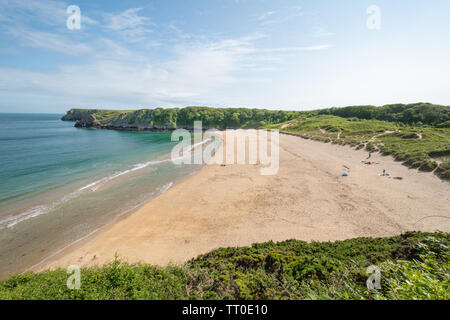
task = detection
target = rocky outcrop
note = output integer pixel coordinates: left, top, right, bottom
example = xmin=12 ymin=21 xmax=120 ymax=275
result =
xmin=61 ymin=109 xmax=99 ymax=121
xmin=62 ymin=109 xmax=194 ymax=131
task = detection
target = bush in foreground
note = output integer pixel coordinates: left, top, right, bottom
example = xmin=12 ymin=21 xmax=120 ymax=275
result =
xmin=0 ymin=232 xmax=448 ymax=300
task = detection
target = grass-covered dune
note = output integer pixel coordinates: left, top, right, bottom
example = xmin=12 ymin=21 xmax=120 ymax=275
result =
xmin=318 ymin=103 xmax=450 ymax=126
xmin=1 ymin=232 xmax=448 ymax=300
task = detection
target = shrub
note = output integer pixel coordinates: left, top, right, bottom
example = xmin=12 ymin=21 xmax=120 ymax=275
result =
xmin=1 ymin=232 xmax=448 ymax=300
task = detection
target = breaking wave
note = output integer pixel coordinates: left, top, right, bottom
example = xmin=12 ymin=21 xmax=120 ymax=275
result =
xmin=0 ymin=138 xmax=209 ymax=229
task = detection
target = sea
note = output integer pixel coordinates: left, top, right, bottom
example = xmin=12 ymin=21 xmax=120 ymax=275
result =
xmin=0 ymin=113 xmax=202 ymax=279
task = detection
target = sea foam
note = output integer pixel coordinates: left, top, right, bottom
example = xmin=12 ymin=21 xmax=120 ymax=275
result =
xmin=0 ymin=138 xmax=210 ymax=229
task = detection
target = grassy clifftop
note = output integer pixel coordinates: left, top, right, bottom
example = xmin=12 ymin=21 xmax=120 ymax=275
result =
xmin=61 ymin=107 xmax=305 ymax=129
xmin=318 ymin=103 xmax=450 ymax=126
xmin=62 ymin=102 xmax=450 ymax=129
xmin=1 ymin=232 xmax=448 ymax=300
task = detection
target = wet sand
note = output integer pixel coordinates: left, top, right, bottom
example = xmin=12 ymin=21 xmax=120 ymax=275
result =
xmin=34 ymin=131 xmax=450 ymax=272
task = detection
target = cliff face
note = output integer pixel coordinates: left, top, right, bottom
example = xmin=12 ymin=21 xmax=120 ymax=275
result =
xmin=61 ymin=109 xmax=181 ymax=131
xmin=61 ymin=109 xmax=97 ymax=121
xmin=62 ymin=109 xmax=100 ymax=128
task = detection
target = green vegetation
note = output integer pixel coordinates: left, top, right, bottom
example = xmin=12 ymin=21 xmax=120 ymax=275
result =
xmin=40 ymin=103 xmax=450 ymax=301
xmin=436 ymin=120 xmax=450 ymax=128
xmin=1 ymin=232 xmax=448 ymax=300
xmin=270 ymin=115 xmax=399 ymax=145
xmin=64 ymin=102 xmax=450 ymax=128
xmin=153 ymin=107 xmax=309 ymax=128
xmin=63 ymin=107 xmax=310 ymax=129
xmin=318 ymin=103 xmax=450 ymax=126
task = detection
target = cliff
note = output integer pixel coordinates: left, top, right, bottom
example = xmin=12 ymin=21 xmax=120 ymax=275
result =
xmin=62 ymin=109 xmax=183 ymax=131
xmin=61 ymin=107 xmax=306 ymax=130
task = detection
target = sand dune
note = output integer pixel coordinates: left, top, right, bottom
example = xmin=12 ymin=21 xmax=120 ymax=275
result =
xmin=35 ymin=131 xmax=450 ymax=272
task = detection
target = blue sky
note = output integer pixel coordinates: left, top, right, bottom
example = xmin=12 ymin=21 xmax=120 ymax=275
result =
xmin=0 ymin=0 xmax=449 ymax=113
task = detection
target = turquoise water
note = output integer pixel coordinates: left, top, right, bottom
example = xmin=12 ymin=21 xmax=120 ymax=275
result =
xmin=0 ymin=113 xmax=201 ymax=278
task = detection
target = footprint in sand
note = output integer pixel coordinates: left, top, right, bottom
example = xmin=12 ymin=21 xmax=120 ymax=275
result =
xmin=339 ymin=202 xmax=356 ymax=211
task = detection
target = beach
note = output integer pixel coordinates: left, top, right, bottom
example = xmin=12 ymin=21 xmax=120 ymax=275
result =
xmin=0 ymin=114 xmax=204 ymax=279
xmin=34 ymin=130 xmax=450 ymax=272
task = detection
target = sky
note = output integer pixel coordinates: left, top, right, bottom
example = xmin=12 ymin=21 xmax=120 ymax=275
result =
xmin=0 ymin=0 xmax=449 ymax=113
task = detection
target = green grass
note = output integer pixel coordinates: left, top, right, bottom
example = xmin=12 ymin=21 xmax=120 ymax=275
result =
xmin=436 ymin=120 xmax=450 ymax=128
xmin=271 ymin=115 xmax=450 ymax=180
xmin=1 ymin=232 xmax=448 ymax=300
xmin=377 ymin=128 xmax=450 ymax=172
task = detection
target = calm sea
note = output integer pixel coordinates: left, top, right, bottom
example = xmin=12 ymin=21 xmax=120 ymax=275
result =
xmin=0 ymin=113 xmax=201 ymax=278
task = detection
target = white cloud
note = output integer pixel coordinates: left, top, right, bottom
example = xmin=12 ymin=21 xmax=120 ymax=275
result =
xmin=168 ymin=22 xmax=192 ymax=40
xmin=257 ymin=11 xmax=276 ymax=21
xmin=0 ymin=11 xmax=334 ymax=108
xmin=261 ymin=44 xmax=332 ymax=53
xmin=104 ymin=8 xmax=154 ymax=41
xmin=7 ymin=27 xmax=92 ymax=56
xmin=300 ymin=44 xmax=332 ymax=51
xmin=0 ymin=30 xmax=291 ymax=108
xmin=98 ymin=38 xmax=134 ymax=58
xmin=0 ymin=2 xmax=336 ymax=110
xmin=312 ymin=27 xmax=334 ymax=38
xmin=105 ymin=8 xmax=151 ymax=30
xmin=0 ymin=0 xmax=97 ymax=26
xmin=257 ymin=6 xmax=303 ymax=26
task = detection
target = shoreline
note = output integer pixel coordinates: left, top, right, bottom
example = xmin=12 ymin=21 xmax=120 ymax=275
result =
xmin=26 ymin=140 xmax=213 ymax=275
xmin=33 ymin=131 xmax=450 ymax=273
xmin=0 ymin=133 xmax=210 ymax=279
xmin=28 ymin=169 xmax=201 ymax=273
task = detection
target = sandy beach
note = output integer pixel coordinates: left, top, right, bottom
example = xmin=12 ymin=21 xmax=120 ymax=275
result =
xmin=34 ymin=131 xmax=450 ymax=272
